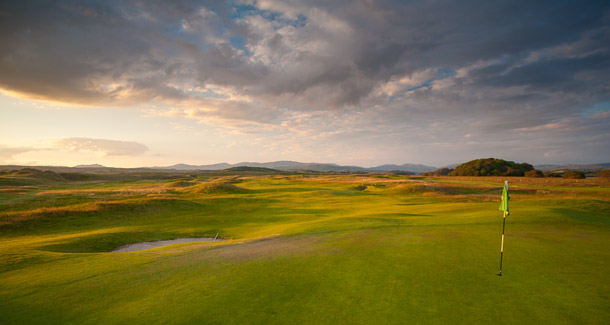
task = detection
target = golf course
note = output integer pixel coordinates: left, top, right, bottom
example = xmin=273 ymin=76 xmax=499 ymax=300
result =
xmin=1 ymin=170 xmax=609 ymax=324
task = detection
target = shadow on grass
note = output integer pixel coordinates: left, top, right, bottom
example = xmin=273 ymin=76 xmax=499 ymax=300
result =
xmin=40 ymin=230 xmax=224 ymax=253
xmin=551 ymin=207 xmax=610 ymax=225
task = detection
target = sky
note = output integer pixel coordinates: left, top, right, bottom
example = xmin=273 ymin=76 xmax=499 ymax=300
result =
xmin=1 ymin=0 xmax=609 ymax=168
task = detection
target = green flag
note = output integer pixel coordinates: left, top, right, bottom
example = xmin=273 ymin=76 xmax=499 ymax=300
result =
xmin=499 ymin=181 xmax=509 ymax=215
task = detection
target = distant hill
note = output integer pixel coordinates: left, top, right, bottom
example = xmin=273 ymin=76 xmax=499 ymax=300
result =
xmin=159 ymin=161 xmax=366 ymax=173
xmin=234 ymin=161 xmax=306 ymax=169
xmin=278 ymin=163 xmax=368 ymax=173
xmin=421 ymin=168 xmax=454 ymax=176
xmin=369 ymin=163 xmax=437 ymax=173
xmin=9 ymin=160 xmax=609 ymax=175
xmin=74 ymin=164 xmax=106 ymax=168
xmin=0 ymin=166 xmax=196 ymax=182
xmin=449 ymin=158 xmax=534 ymax=176
xmin=160 ymin=163 xmax=232 ymax=170
xmin=159 ymin=161 xmax=436 ymax=173
xmin=535 ymin=163 xmax=610 ymax=172
xmin=0 ymin=168 xmax=66 ymax=185
xmin=223 ymin=166 xmax=281 ymax=173
xmin=159 ymin=161 xmax=305 ymax=171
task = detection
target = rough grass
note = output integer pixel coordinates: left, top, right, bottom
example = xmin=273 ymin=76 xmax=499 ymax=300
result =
xmin=166 ymin=179 xmax=198 ymax=188
xmin=0 ymin=168 xmax=66 ymax=186
xmin=188 ymin=181 xmax=249 ymax=194
xmin=1 ymin=174 xmax=609 ymax=324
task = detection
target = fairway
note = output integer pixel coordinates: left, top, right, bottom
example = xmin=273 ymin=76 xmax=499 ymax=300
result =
xmin=1 ymin=174 xmax=609 ymax=324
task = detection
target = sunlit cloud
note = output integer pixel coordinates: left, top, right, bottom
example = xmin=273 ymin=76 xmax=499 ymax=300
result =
xmin=0 ymin=0 xmax=609 ymax=166
xmin=0 ymin=146 xmax=37 ymax=162
xmin=55 ymin=138 xmax=149 ymax=156
xmin=0 ymin=137 xmax=152 ymax=166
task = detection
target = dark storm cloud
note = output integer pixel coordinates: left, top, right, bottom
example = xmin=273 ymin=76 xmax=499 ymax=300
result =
xmin=469 ymin=51 xmax=610 ymax=95
xmin=0 ymin=0 xmax=188 ymax=104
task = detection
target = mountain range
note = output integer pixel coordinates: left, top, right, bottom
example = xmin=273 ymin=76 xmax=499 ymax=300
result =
xmin=157 ymin=161 xmax=438 ymax=173
xmin=534 ymin=163 xmax=610 ymax=172
xmin=157 ymin=161 xmax=610 ymax=173
xmin=2 ymin=161 xmax=608 ymax=174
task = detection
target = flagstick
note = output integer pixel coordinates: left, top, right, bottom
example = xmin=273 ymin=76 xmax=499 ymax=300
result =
xmin=498 ymin=209 xmax=506 ymax=276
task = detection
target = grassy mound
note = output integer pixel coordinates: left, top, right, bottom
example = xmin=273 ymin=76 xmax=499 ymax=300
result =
xmin=596 ymin=169 xmax=610 ymax=178
xmin=189 ymin=182 xmax=248 ymax=194
xmin=563 ymin=170 xmax=586 ymax=179
xmin=390 ymin=183 xmax=458 ymax=195
xmin=0 ymin=168 xmax=66 ymax=185
xmin=167 ymin=179 xmax=198 ymax=187
xmin=525 ymin=169 xmax=544 ymax=178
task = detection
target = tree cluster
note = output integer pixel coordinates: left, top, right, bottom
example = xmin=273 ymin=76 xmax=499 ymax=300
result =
xmin=448 ymin=158 xmax=534 ymax=176
xmin=595 ymin=169 xmax=610 ymax=178
xmin=525 ymin=169 xmax=545 ymax=178
xmin=562 ymin=170 xmax=586 ymax=179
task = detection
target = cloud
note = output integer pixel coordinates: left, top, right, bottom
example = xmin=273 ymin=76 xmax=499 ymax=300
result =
xmin=145 ymin=96 xmax=285 ymax=128
xmin=0 ymin=138 xmax=150 ymax=165
xmin=2 ymin=0 xmax=606 ymax=111
xmin=0 ymin=0 xmax=609 ymax=164
xmin=55 ymin=138 xmax=149 ymax=156
xmin=0 ymin=146 xmax=37 ymax=162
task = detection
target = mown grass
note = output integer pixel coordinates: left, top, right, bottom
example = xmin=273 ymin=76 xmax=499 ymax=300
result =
xmin=0 ymin=173 xmax=609 ymax=324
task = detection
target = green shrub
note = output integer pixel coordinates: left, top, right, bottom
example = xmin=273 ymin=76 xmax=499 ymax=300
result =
xmin=167 ymin=179 xmax=198 ymax=187
xmin=525 ymin=170 xmax=544 ymax=178
xmin=545 ymin=172 xmax=562 ymax=178
xmin=422 ymin=168 xmax=454 ymax=176
xmin=595 ymin=169 xmax=610 ymax=178
xmin=562 ymin=170 xmax=585 ymax=179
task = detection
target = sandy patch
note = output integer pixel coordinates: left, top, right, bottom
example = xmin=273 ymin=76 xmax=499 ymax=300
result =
xmin=110 ymin=237 xmax=225 ymax=253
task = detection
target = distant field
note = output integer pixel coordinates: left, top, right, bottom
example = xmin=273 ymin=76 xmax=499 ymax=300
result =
xmin=1 ymin=171 xmax=609 ymax=324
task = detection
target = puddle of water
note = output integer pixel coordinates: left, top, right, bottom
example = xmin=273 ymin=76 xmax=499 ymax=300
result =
xmin=110 ymin=237 xmax=225 ymax=252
